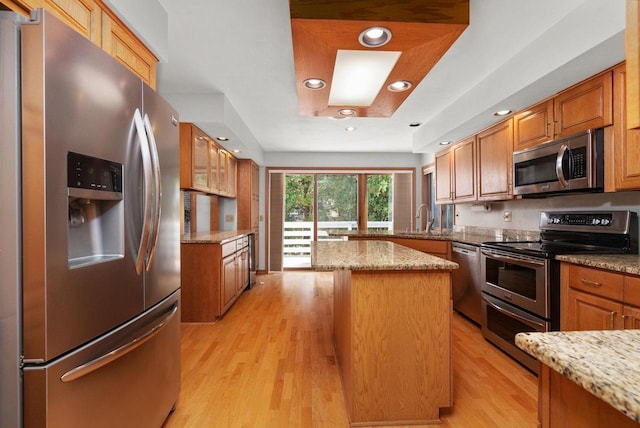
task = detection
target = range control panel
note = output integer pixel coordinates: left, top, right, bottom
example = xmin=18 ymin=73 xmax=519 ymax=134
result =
xmin=67 ymin=152 xmax=122 ymax=193
xmin=540 ymin=211 xmax=634 ymax=235
xmin=546 ymin=213 xmax=613 ymax=226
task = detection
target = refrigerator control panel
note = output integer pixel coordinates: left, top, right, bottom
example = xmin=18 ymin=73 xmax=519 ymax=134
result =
xmin=68 ymin=152 xmax=122 ymax=193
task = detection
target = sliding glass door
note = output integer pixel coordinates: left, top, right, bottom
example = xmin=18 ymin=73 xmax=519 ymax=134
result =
xmin=272 ymin=170 xmax=414 ymax=270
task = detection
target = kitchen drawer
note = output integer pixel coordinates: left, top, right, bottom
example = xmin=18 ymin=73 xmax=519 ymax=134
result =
xmin=221 ymin=240 xmax=237 ymax=258
xmin=624 ymin=275 xmax=640 ymax=307
xmin=568 ymin=264 xmax=624 ymax=302
xmin=238 ymin=236 xmax=249 ymax=249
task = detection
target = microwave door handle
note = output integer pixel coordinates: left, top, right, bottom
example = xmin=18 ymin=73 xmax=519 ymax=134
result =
xmin=133 ymin=109 xmax=154 ymax=275
xmin=555 ymin=144 xmax=569 ymax=188
xmin=142 ymin=114 xmax=162 ymax=271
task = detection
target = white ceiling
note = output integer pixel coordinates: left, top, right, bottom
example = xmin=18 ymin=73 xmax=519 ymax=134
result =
xmin=148 ymin=0 xmax=625 ymax=161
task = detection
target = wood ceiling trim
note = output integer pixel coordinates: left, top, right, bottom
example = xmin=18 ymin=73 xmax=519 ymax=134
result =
xmin=291 ymin=18 xmax=468 ymax=117
xmin=289 ymin=0 xmax=470 ymax=25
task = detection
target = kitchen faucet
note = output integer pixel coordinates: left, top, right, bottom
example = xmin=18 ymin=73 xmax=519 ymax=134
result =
xmin=415 ymin=203 xmax=435 ymax=233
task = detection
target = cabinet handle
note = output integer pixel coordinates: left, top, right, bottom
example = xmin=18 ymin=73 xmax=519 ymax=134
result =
xmin=622 ymin=315 xmax=628 ymax=329
xmin=580 ymin=279 xmax=602 ymax=288
xmin=610 ymin=311 xmax=617 ymax=330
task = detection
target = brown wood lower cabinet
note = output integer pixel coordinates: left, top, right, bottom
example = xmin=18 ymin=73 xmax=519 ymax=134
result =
xmin=561 ymin=262 xmax=640 ymax=331
xmin=181 ymin=235 xmax=250 ymax=322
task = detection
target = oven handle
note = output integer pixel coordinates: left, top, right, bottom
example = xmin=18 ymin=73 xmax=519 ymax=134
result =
xmin=481 ymin=250 xmax=545 ymax=268
xmin=483 ymin=295 xmax=547 ymax=331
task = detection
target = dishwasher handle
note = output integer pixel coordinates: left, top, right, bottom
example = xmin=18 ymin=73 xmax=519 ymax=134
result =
xmin=452 ymin=245 xmax=479 ymax=256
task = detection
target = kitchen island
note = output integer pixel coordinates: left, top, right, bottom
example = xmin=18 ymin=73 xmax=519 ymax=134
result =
xmin=311 ymin=240 xmax=458 ymax=427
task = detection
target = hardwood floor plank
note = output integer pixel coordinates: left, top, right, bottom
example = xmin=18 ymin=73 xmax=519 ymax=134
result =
xmin=163 ymin=271 xmax=537 ymax=427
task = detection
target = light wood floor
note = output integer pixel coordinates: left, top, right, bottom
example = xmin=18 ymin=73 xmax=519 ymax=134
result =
xmin=163 ymin=271 xmax=537 ymax=428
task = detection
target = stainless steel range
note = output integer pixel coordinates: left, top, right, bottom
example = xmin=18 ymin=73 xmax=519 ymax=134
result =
xmin=480 ymin=211 xmax=638 ymax=373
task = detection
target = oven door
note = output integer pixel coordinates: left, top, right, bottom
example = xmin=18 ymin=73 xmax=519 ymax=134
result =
xmin=481 ymin=294 xmax=549 ymax=374
xmin=481 ymin=248 xmax=549 ymax=318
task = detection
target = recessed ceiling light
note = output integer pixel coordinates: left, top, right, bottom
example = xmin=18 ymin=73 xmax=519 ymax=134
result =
xmin=439 ymin=141 xmax=451 ymax=146
xmin=216 ymin=136 xmax=229 ymax=141
xmin=494 ymin=109 xmax=512 ymax=116
xmin=359 ymin=26 xmax=392 ymax=48
xmin=409 ymin=122 xmax=421 ymax=127
xmin=338 ymin=108 xmax=357 ymax=116
xmin=388 ymin=80 xmax=412 ymax=92
xmin=345 ymin=126 xmax=357 ymax=132
xmin=303 ymin=78 xmax=326 ymax=90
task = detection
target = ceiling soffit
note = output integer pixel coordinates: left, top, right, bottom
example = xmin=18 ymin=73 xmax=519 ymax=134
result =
xmin=289 ymin=0 xmax=469 ymax=118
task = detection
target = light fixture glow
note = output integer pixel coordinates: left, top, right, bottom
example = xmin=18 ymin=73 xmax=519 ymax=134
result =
xmin=329 ymin=49 xmax=401 ymax=107
xmin=439 ymin=141 xmax=452 ymax=146
xmin=345 ymin=126 xmax=357 ymax=132
xmin=494 ymin=109 xmax=512 ymax=116
xmin=232 ymin=149 xmax=241 ymax=153
xmin=338 ymin=108 xmax=357 ymax=116
xmin=388 ymin=81 xmax=412 ymax=92
xmin=216 ymin=136 xmax=229 ymax=141
xmin=409 ymin=122 xmax=421 ymax=127
xmin=359 ymin=26 xmax=392 ymax=47
xmin=303 ymin=78 xmax=326 ymax=90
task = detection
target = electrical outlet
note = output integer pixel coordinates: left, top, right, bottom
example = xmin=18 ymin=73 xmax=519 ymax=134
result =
xmin=503 ymin=211 xmax=512 ymax=222
xmin=225 ymin=214 xmax=234 ymax=222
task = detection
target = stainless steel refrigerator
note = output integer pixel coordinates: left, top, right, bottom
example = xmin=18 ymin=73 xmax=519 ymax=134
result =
xmin=0 ymin=9 xmax=181 ymax=427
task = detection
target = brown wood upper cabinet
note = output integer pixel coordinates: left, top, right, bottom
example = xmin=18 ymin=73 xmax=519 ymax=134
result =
xmin=452 ymin=136 xmax=477 ymax=202
xmin=435 ymin=148 xmax=453 ymax=204
xmin=612 ymin=63 xmax=640 ymax=190
xmin=179 ymin=123 xmax=237 ymax=197
xmin=477 ymin=118 xmax=514 ymax=201
xmin=514 ymin=72 xmax=613 ymax=151
xmin=626 ymin=0 xmax=640 ymax=129
xmin=4 ymin=0 xmax=158 ymax=88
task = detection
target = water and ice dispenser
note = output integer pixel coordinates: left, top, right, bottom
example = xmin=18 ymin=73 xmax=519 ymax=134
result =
xmin=67 ymin=152 xmax=124 ymax=268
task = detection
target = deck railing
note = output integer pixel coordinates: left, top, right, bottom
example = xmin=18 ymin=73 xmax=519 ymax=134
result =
xmin=283 ymin=221 xmax=392 ymax=262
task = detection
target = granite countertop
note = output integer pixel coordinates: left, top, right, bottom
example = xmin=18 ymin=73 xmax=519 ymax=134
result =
xmin=515 ymin=330 xmax=640 ymax=423
xmin=311 ymin=240 xmax=459 ymax=271
xmin=555 ymin=254 xmax=640 ymax=276
xmin=181 ymin=230 xmax=254 ymax=244
xmin=330 ymin=228 xmax=540 ymax=247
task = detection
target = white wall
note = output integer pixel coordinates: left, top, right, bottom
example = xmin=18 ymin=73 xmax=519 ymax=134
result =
xmin=454 ymin=191 xmax=640 ymax=232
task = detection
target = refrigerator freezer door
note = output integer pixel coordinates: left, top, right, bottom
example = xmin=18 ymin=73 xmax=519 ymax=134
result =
xmin=23 ymin=291 xmax=181 ymax=428
xmin=142 ymin=84 xmax=181 ymax=308
xmin=0 ymin=11 xmax=25 ymax=428
xmin=21 ymin=10 xmax=145 ymax=362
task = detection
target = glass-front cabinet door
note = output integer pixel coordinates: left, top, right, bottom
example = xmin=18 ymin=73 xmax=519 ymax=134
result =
xmin=227 ymin=155 xmax=237 ymax=196
xmin=218 ymin=149 xmax=227 ymax=195
xmin=192 ymin=132 xmax=209 ymax=191
xmin=209 ymin=143 xmax=218 ymax=192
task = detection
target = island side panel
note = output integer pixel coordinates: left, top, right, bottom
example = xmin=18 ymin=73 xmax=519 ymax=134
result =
xmin=349 ymin=270 xmax=452 ymax=425
xmin=333 ymin=270 xmax=353 ymax=413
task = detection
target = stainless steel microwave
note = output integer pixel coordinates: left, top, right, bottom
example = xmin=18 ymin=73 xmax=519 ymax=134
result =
xmin=513 ymin=128 xmax=604 ymax=196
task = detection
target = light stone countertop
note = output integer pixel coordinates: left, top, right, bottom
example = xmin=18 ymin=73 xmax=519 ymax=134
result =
xmin=555 ymin=254 xmax=640 ymax=276
xmin=515 ymin=330 xmax=640 ymax=423
xmin=181 ymin=230 xmax=254 ymax=244
xmin=330 ymin=229 xmax=540 ymax=247
xmin=311 ymin=240 xmax=458 ymax=271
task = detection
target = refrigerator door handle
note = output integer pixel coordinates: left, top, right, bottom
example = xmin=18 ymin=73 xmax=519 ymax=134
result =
xmin=142 ymin=113 xmax=162 ymax=271
xmin=60 ymin=303 xmax=179 ymax=383
xmin=133 ymin=109 xmax=154 ymax=275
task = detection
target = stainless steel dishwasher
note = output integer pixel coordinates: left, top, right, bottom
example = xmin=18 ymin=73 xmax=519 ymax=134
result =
xmin=451 ymin=242 xmax=482 ymax=325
